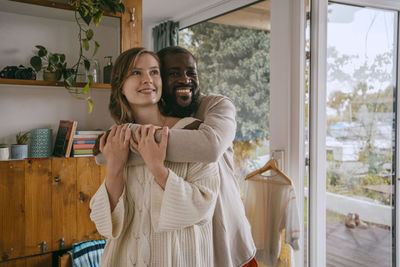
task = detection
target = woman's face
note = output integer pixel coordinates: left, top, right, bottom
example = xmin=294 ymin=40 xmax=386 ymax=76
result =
xmin=122 ymin=53 xmax=162 ymax=107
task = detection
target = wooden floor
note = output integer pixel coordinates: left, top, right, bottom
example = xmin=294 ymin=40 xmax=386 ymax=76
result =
xmin=325 ymin=221 xmax=392 ymax=267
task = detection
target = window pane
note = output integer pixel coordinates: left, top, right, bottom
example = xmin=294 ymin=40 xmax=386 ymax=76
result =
xmin=179 ymin=1 xmax=270 ymax=193
xmin=326 ymin=4 xmax=396 ymax=266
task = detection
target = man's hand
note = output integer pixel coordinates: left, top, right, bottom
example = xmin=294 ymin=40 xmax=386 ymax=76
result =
xmin=131 ymin=125 xmax=169 ymax=188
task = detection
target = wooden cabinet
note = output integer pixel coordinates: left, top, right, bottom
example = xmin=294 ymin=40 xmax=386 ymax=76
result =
xmin=0 ymin=157 xmax=105 ymax=264
xmin=0 ymin=254 xmax=52 ymax=267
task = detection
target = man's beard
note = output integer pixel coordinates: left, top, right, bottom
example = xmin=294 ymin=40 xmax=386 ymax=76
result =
xmin=162 ymin=90 xmax=200 ymax=118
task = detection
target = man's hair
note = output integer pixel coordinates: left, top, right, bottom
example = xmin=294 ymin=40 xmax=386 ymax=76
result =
xmin=157 ymin=46 xmax=196 ymax=69
xmin=109 ymin=47 xmax=161 ymax=124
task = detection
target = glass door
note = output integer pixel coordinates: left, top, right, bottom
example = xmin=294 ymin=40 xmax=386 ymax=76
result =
xmin=324 ymin=3 xmax=397 ymax=266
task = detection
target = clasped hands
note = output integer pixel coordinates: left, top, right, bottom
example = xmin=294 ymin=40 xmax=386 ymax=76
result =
xmin=100 ymin=124 xmax=169 ymax=186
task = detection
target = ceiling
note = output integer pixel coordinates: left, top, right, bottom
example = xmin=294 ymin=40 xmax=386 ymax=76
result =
xmin=142 ymin=0 xmax=270 ymax=46
xmin=142 ymin=0 xmax=269 ymax=29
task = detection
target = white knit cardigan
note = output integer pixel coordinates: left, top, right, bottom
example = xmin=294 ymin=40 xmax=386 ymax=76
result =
xmin=90 ymin=118 xmax=220 ymax=267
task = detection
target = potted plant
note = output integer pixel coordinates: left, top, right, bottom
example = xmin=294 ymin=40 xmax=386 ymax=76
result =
xmin=0 ymin=144 xmax=9 ymax=160
xmin=30 ymin=46 xmax=71 ymax=82
xmin=11 ymin=131 xmax=29 ymax=160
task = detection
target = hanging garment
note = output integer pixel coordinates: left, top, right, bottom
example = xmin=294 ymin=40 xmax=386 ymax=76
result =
xmin=244 ymin=173 xmax=300 ymax=267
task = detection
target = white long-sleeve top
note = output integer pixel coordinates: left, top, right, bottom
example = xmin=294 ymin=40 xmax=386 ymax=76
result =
xmin=90 ymin=118 xmax=220 ymax=267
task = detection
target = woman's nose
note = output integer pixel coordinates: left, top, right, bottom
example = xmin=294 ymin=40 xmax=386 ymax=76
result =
xmin=142 ymin=73 xmax=152 ymax=84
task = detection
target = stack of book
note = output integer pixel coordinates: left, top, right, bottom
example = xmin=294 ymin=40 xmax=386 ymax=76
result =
xmin=72 ymin=130 xmax=104 ymax=157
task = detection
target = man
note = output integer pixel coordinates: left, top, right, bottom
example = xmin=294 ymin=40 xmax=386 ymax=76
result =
xmin=96 ymin=46 xmax=256 ymax=266
xmin=153 ymin=46 xmax=256 ymax=267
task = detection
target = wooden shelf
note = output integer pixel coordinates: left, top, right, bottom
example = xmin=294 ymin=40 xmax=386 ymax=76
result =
xmin=0 ymin=78 xmax=110 ymax=89
xmin=10 ymin=0 xmax=122 ymax=18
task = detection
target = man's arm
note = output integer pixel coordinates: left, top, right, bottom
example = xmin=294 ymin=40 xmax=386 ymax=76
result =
xmin=129 ymin=95 xmax=236 ymax=164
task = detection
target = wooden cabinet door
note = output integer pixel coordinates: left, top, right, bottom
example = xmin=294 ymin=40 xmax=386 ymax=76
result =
xmin=76 ymin=157 xmax=103 ymax=241
xmin=25 ymin=253 xmax=52 ymax=267
xmin=0 ymin=258 xmax=26 ymax=267
xmin=0 ymin=161 xmax=25 ymax=261
xmin=51 ymin=158 xmax=77 ymax=251
xmin=0 ymin=253 xmax=52 ymax=267
xmin=25 ymin=159 xmax=52 ymax=256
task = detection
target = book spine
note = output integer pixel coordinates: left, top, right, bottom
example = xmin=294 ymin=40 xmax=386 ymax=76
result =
xmin=75 ymin=131 xmax=104 ymax=135
xmin=73 ymin=149 xmax=93 ymax=155
xmin=74 ymin=134 xmax=101 ymax=139
xmin=72 ymin=154 xmax=94 ymax=157
xmin=65 ymin=121 xmax=78 ymax=158
xmin=73 ymin=140 xmax=96 ymax=144
xmin=73 ymin=144 xmax=95 ymax=149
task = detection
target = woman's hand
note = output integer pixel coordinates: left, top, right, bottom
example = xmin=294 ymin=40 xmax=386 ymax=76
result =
xmin=131 ymin=125 xmax=169 ymax=189
xmin=100 ymin=124 xmax=131 ymax=176
xmin=100 ymin=124 xmax=131 ymax=210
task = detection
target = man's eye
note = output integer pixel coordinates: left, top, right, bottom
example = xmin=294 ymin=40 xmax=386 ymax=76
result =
xmin=168 ymin=72 xmax=179 ymax=77
xmin=187 ymin=71 xmax=197 ymax=77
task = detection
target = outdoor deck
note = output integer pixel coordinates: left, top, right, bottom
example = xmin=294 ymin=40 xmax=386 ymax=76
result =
xmin=326 ymin=221 xmax=392 ymax=267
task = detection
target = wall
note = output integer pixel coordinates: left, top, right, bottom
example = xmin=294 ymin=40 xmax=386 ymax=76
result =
xmin=0 ymin=2 xmax=118 ymax=145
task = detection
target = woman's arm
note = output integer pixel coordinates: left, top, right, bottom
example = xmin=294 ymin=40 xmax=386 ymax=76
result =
xmin=89 ymin=124 xmax=132 ymax=239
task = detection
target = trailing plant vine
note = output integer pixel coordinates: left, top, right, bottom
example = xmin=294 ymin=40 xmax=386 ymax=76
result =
xmin=66 ymin=0 xmax=125 ymax=112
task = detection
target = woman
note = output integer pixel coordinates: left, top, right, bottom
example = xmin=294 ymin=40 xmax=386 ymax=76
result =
xmin=90 ymin=48 xmax=220 ymax=267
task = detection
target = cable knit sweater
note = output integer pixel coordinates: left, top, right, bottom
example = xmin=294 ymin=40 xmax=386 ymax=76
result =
xmin=90 ymin=118 xmax=220 ymax=267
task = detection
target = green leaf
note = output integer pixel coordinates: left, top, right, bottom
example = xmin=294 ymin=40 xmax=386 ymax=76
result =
xmin=38 ymin=47 xmax=47 ymax=57
xmin=65 ymin=75 xmax=74 ymax=86
xmin=30 ymin=56 xmax=42 ymax=72
xmin=60 ymin=54 xmax=66 ymax=63
xmin=82 ymin=39 xmax=89 ymax=51
xmin=93 ymin=11 xmax=103 ymax=26
xmin=79 ymin=9 xmax=92 ymax=25
xmin=35 ymin=45 xmax=46 ymax=50
xmin=82 ymin=82 xmax=90 ymax=94
xmin=88 ymin=98 xmax=93 ymax=113
xmin=86 ymin=29 xmax=94 ymax=40
xmin=119 ymin=3 xmax=125 ymax=14
xmin=84 ymin=59 xmax=90 ymax=71
xmin=87 ymin=74 xmax=93 ymax=86
xmin=49 ymin=54 xmax=59 ymax=66
xmin=93 ymin=41 xmax=100 ymax=56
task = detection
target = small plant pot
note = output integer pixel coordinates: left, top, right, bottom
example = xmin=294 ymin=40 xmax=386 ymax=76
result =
xmin=11 ymin=144 xmax=28 ymax=160
xmin=43 ymin=71 xmax=58 ymax=82
xmin=0 ymin=146 xmax=9 ymax=160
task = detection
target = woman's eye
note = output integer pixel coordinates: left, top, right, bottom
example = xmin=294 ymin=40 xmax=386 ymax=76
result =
xmin=150 ymin=70 xmax=159 ymax=75
xmin=131 ymin=71 xmax=140 ymax=75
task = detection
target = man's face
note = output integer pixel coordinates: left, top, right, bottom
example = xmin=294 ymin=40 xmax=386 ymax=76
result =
xmin=162 ymin=53 xmax=200 ymax=109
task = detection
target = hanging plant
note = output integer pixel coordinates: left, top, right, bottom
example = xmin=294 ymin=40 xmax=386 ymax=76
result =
xmin=67 ymin=0 xmax=125 ymax=113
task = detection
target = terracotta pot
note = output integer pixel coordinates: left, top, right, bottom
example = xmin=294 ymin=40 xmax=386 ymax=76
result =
xmin=43 ymin=71 xmax=58 ymax=81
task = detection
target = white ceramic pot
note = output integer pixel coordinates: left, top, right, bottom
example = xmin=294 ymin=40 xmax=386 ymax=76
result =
xmin=0 ymin=147 xmax=9 ymax=160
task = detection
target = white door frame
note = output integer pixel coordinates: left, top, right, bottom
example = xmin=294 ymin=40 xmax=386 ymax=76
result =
xmin=309 ymin=0 xmax=400 ymax=266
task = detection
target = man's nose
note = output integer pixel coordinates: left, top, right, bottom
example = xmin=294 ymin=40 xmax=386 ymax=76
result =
xmin=177 ymin=74 xmax=190 ymax=83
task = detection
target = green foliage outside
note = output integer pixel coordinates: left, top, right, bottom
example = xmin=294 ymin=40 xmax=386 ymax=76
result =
xmin=180 ymin=22 xmax=270 ymax=141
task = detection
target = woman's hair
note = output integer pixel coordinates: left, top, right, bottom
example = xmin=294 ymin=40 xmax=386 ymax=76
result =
xmin=109 ymin=47 xmax=161 ymax=124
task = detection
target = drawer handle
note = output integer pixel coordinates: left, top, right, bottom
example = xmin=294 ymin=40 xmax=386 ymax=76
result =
xmin=54 ymin=176 xmax=60 ymax=182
